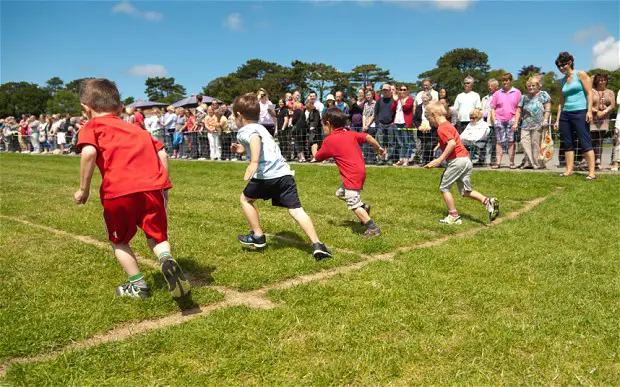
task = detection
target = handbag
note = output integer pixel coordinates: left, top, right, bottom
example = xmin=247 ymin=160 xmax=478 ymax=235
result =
xmin=539 ymin=126 xmax=554 ymax=163
xmin=172 ymin=132 xmax=183 ymax=146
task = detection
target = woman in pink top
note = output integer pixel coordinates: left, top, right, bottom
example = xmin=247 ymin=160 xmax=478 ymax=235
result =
xmin=490 ymin=73 xmax=522 ymax=169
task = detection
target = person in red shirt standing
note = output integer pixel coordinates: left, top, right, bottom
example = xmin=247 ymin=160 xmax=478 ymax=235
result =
xmin=424 ymin=101 xmax=500 ymax=225
xmin=313 ymin=108 xmax=385 ymax=238
xmin=73 ymin=78 xmax=190 ymax=300
xmin=134 ymin=107 xmax=145 ymax=130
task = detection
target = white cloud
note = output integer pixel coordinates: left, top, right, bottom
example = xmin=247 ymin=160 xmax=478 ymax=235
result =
xmin=433 ymin=0 xmax=473 ymax=11
xmin=112 ymin=1 xmax=163 ymax=22
xmin=223 ymin=13 xmax=243 ymax=31
xmin=592 ymin=36 xmax=620 ymax=70
xmin=127 ymin=64 xmax=168 ymax=77
xmin=370 ymin=0 xmax=474 ymax=11
xmin=573 ymin=24 xmax=610 ymax=44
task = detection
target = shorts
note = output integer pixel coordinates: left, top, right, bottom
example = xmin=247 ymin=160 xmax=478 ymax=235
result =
xmin=57 ymin=132 xmax=67 ymax=145
xmin=559 ymin=109 xmax=592 ymax=152
xmin=243 ymin=175 xmax=301 ymax=209
xmin=335 ymin=184 xmax=363 ymax=210
xmin=440 ymin=157 xmax=473 ymax=196
xmin=102 ymin=190 xmax=168 ymax=245
xmin=494 ymin=120 xmax=515 ymax=143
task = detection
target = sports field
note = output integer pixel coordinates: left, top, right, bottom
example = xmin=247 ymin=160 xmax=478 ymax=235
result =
xmin=1 ymin=153 xmax=618 ymax=384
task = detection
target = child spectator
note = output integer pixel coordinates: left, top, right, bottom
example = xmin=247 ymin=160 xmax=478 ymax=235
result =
xmin=74 ymin=78 xmax=190 ymax=299
xmin=231 ymin=92 xmax=332 ymax=260
xmin=313 ymin=108 xmax=385 ymax=238
xmin=424 ymin=101 xmax=500 ymax=225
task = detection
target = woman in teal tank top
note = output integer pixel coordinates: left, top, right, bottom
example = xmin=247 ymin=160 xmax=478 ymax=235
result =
xmin=554 ymin=51 xmax=596 ymax=180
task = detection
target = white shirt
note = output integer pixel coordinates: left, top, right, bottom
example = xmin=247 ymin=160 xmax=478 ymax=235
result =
xmin=314 ymin=101 xmax=325 ymax=117
xmin=394 ymin=100 xmax=405 ymax=124
xmin=415 ymin=89 xmax=439 ymax=105
xmin=144 ymin=115 xmax=161 ymax=133
xmin=237 ymin=123 xmax=292 ymax=180
xmin=460 ymin=120 xmax=490 ymax=143
xmin=259 ymin=100 xmax=275 ymax=126
xmin=454 ymin=91 xmax=482 ymax=122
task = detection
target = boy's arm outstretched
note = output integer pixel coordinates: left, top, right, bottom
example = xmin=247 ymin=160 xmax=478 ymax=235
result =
xmin=74 ymin=145 xmax=97 ymax=204
xmin=365 ymin=134 xmax=386 ymax=157
xmin=425 ymin=140 xmax=455 ymax=168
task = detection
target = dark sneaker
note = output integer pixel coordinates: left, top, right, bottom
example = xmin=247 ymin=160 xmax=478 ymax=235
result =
xmin=363 ymin=227 xmax=382 ymax=238
xmin=486 ymin=197 xmax=500 ymax=222
xmin=160 ymin=258 xmax=191 ymax=298
xmin=312 ymin=242 xmax=333 ymax=260
xmin=360 ymin=203 xmax=371 ymax=225
xmin=116 ymin=283 xmax=151 ymax=299
xmin=237 ymin=231 xmax=267 ymax=248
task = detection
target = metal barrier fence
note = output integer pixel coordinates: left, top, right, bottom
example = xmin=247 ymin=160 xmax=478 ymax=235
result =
xmin=3 ymin=120 xmax=618 ymax=170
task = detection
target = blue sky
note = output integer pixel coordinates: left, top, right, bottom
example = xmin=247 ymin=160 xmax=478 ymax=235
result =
xmin=2 ymin=0 xmax=619 ymax=100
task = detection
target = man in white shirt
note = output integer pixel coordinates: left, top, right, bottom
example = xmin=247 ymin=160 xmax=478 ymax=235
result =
xmin=415 ymin=78 xmax=439 ymax=105
xmin=453 ymin=76 xmax=482 ymax=134
xmin=308 ymin=91 xmax=324 ymax=117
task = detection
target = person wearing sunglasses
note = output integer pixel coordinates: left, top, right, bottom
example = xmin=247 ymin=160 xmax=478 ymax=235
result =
xmin=454 ymin=76 xmax=482 ymax=135
xmin=374 ymin=84 xmax=396 ymax=165
xmin=553 ymin=51 xmax=596 ymax=180
xmin=391 ymin=85 xmax=415 ymax=166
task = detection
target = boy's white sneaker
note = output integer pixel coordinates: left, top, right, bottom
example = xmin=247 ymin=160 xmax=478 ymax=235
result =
xmin=486 ymin=198 xmax=500 ymax=222
xmin=439 ymin=214 xmax=462 ymax=225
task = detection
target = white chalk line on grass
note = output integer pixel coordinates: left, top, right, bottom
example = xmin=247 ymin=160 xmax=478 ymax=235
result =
xmin=0 ymin=189 xmax=559 ymax=377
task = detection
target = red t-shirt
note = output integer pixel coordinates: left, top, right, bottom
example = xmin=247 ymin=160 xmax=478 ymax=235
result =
xmin=134 ymin=111 xmax=145 ymax=129
xmin=437 ymin=121 xmax=469 ymax=161
xmin=314 ymin=128 xmax=367 ymax=190
xmin=77 ymin=114 xmax=172 ymax=199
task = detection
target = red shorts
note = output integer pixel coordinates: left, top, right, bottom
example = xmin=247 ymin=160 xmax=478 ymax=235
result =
xmin=102 ymin=190 xmax=168 ymax=245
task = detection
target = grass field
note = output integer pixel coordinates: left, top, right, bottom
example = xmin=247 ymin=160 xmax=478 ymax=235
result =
xmin=1 ymin=153 xmax=618 ymax=384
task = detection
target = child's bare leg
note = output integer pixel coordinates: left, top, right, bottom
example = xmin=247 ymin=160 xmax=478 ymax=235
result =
xmin=288 ymin=207 xmax=319 ymax=243
xmin=146 ymin=238 xmax=172 ymax=261
xmin=442 ymin=191 xmax=457 ymax=212
xmin=463 ymin=190 xmax=486 ymax=204
xmin=240 ymin=194 xmax=264 ymax=235
xmin=353 ymin=207 xmax=371 ymax=224
xmin=112 ymin=243 xmax=141 ymax=276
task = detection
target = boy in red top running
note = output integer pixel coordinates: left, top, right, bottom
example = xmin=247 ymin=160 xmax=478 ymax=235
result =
xmin=424 ymin=101 xmax=500 ymax=225
xmin=313 ymin=108 xmax=385 ymax=237
xmin=74 ymin=78 xmax=190 ymax=299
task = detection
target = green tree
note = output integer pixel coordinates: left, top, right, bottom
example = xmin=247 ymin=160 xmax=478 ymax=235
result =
xmin=518 ymin=65 xmax=542 ymax=78
xmin=144 ymin=77 xmax=186 ymax=103
xmin=65 ymin=78 xmax=95 ymax=94
xmin=45 ymin=77 xmax=64 ymax=95
xmin=0 ymin=82 xmax=50 ymax=117
xmin=349 ymin=64 xmax=393 ymax=89
xmin=122 ymin=96 xmax=135 ymax=106
xmin=46 ymin=89 xmax=81 ymax=115
xmin=307 ymin=63 xmax=339 ymax=100
xmin=419 ymin=48 xmax=490 ymax=99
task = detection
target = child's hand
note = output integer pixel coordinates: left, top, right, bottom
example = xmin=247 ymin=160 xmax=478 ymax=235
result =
xmin=377 ymin=147 xmax=386 ymax=157
xmin=424 ymin=159 xmax=441 ymax=169
xmin=73 ymin=189 xmax=89 ymax=205
xmin=244 ymin=162 xmax=258 ymax=181
xmin=231 ymin=143 xmax=239 ymax=153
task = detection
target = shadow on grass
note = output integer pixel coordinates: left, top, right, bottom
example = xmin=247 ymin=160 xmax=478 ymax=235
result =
xmin=267 ymin=231 xmax=313 ymax=254
xmin=458 ymin=213 xmax=487 ymax=226
xmin=328 ymin=219 xmax=365 ymax=235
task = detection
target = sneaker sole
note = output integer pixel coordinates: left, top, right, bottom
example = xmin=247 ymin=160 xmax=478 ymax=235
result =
xmin=160 ymin=259 xmax=191 ymax=298
xmin=313 ymin=250 xmax=333 ymax=260
xmin=238 ymin=240 xmax=267 ymax=248
xmin=491 ymin=200 xmax=500 ymax=221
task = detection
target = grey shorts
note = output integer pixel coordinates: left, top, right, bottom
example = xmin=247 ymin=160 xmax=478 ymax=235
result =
xmin=440 ymin=157 xmax=473 ymax=196
xmin=335 ymin=185 xmax=363 ymax=210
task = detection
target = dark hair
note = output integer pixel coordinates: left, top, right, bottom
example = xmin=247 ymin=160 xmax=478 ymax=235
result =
xmin=555 ymin=52 xmax=575 ymax=69
xmin=322 ymin=107 xmax=347 ymax=128
xmin=196 ymin=94 xmax=203 ymax=103
xmin=593 ymin=72 xmax=609 ymax=86
xmin=501 ymin=72 xmax=513 ymax=82
xmin=232 ymin=93 xmax=260 ymax=121
xmin=79 ymin=78 xmax=121 ymax=113
xmin=309 ymin=90 xmax=317 ymax=97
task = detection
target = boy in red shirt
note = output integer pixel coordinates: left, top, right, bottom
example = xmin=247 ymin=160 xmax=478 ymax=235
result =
xmin=313 ymin=108 xmax=385 ymax=237
xmin=74 ymin=78 xmax=190 ymax=299
xmin=424 ymin=101 xmax=500 ymax=225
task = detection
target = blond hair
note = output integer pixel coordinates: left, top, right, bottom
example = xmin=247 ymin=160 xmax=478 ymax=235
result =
xmin=526 ymin=76 xmax=541 ymax=88
xmin=425 ymin=101 xmax=447 ymax=118
xmin=469 ymin=108 xmax=483 ymax=121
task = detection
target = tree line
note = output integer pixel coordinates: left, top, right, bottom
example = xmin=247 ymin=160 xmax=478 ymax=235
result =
xmin=1 ymin=48 xmax=618 ymax=118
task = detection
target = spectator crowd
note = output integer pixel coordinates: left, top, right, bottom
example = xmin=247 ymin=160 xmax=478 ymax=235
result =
xmin=2 ymin=55 xmax=619 ymax=172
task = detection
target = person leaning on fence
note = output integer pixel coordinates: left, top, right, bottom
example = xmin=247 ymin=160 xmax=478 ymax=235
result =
xmin=374 ymin=84 xmax=397 ymax=165
xmin=205 ymin=106 xmax=221 ymax=160
xmin=554 ymin=51 xmax=596 ymax=180
xmin=590 ymin=73 xmax=615 ymax=171
xmin=413 ymin=91 xmax=438 ymax=165
xmin=391 ymin=84 xmax=415 ymax=166
xmin=423 ymin=101 xmax=500 ymax=225
xmin=297 ymin=100 xmax=321 ymax=162
xmin=276 ymin=98 xmax=292 ymax=161
xmin=313 ymin=107 xmax=385 ymax=238
xmin=73 ymin=78 xmax=191 ymax=300
xmin=490 ymin=73 xmax=522 ymax=169
xmin=230 ymin=92 xmax=332 ymax=260
xmin=460 ymin=108 xmax=490 ymax=165
xmin=513 ymin=76 xmax=551 ymax=169
xmin=172 ymin=108 xmax=187 ymax=159
xmin=480 ymin=78 xmax=499 ymax=165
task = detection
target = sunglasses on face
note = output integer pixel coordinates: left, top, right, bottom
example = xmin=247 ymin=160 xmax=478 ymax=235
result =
xmin=400 ymin=88 xmax=407 ymax=91
xmin=382 ymin=89 xmax=390 ymax=92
